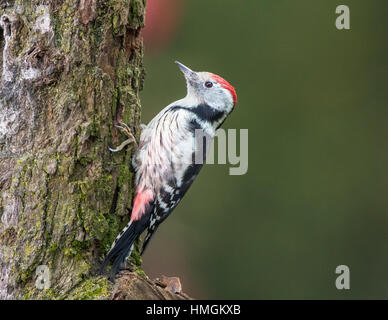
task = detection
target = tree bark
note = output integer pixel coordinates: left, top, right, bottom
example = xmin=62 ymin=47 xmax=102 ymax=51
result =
xmin=0 ymin=0 xmax=171 ymax=299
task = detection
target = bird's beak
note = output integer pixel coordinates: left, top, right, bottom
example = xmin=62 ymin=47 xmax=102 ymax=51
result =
xmin=175 ymin=61 xmax=198 ymax=82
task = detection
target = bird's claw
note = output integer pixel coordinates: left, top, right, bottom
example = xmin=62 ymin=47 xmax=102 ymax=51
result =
xmin=115 ymin=122 xmax=133 ymax=139
xmin=109 ymin=122 xmax=138 ymax=152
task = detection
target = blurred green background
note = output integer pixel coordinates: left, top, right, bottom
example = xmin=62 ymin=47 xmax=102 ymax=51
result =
xmin=140 ymin=0 xmax=388 ymax=299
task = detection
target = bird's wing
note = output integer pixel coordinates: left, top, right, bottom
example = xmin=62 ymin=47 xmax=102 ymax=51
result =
xmin=135 ymin=106 xmax=210 ymax=254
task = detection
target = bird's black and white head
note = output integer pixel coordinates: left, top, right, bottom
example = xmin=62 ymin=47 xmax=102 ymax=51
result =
xmin=175 ymin=61 xmax=237 ymax=127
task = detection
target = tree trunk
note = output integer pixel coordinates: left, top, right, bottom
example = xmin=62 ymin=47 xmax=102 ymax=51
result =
xmin=0 ymin=0 xmax=169 ymax=299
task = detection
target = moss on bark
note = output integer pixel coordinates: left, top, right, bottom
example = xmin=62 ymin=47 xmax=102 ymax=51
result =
xmin=0 ymin=0 xmax=146 ymax=299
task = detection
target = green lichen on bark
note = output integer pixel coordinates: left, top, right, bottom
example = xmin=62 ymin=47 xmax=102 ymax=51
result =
xmin=0 ymin=0 xmax=146 ymax=299
xmin=63 ymin=276 xmax=113 ymax=300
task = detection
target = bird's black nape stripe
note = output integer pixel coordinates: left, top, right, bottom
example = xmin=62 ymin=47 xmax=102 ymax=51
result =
xmin=100 ymin=203 xmax=154 ymax=282
xmin=189 ymin=104 xmax=225 ymax=124
xmin=170 ymin=104 xmax=225 ymax=125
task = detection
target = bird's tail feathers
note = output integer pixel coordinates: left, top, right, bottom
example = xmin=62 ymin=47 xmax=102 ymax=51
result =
xmin=100 ymin=220 xmax=139 ymax=281
xmin=100 ymin=202 xmax=154 ymax=282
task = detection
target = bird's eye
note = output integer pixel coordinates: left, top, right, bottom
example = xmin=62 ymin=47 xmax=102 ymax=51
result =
xmin=205 ymin=81 xmax=213 ymax=88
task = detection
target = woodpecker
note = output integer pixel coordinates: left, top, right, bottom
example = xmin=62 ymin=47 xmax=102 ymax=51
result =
xmin=101 ymin=61 xmax=237 ymax=280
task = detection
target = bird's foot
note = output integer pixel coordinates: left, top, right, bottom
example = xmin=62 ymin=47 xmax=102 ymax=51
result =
xmin=109 ymin=122 xmax=138 ymax=152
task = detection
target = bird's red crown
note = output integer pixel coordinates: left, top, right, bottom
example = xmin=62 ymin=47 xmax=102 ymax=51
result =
xmin=211 ymin=74 xmax=237 ymax=107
